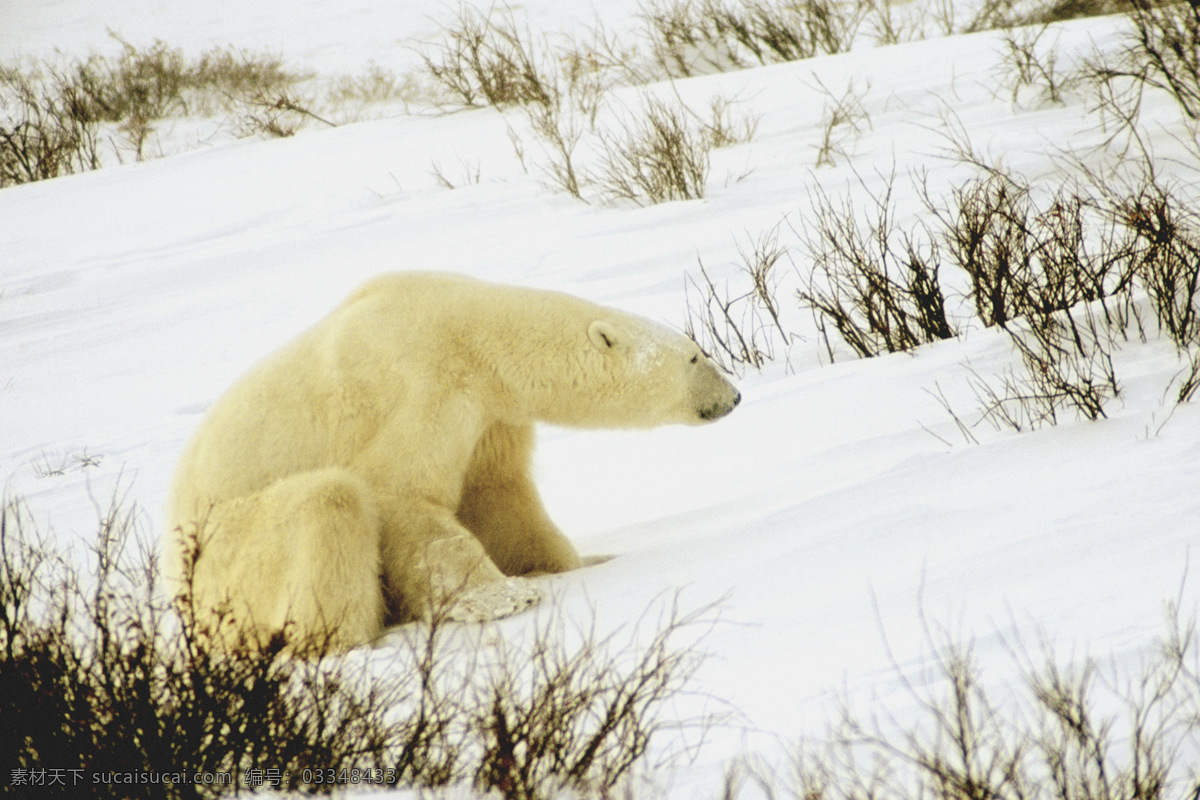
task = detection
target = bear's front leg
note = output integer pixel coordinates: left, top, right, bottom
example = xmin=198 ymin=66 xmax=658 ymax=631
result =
xmin=457 ymin=422 xmax=582 ymax=576
xmin=377 ymin=494 xmax=541 ymax=623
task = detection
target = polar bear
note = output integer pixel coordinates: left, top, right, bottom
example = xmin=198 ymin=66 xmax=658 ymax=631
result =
xmin=166 ymin=272 xmax=740 ymax=650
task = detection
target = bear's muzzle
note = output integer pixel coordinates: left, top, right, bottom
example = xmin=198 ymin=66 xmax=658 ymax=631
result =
xmin=698 ymin=389 xmax=740 ymax=421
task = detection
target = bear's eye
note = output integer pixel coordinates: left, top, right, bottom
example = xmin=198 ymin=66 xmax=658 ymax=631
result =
xmin=689 ymin=354 xmax=699 ymax=364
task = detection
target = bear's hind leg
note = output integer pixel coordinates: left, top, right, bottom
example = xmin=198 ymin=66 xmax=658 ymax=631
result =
xmin=188 ymin=468 xmax=385 ymax=651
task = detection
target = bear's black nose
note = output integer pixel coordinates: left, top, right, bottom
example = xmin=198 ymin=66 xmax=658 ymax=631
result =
xmin=732 ymin=391 xmax=742 ymax=407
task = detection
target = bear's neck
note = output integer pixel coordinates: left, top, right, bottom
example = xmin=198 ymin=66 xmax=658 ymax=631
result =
xmin=461 ymin=291 xmax=612 ymax=427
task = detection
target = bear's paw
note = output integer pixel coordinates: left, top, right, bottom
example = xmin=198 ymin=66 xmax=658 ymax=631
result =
xmin=444 ymin=577 xmax=542 ymax=623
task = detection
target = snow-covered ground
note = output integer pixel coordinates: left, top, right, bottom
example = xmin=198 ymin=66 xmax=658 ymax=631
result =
xmin=2 ymin=0 xmax=1198 ymax=796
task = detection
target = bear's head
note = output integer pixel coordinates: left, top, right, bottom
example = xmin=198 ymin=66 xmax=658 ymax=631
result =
xmin=582 ymin=313 xmax=741 ymax=428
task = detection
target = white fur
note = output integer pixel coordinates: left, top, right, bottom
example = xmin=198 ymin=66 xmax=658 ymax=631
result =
xmin=165 ymin=272 xmax=740 ymax=650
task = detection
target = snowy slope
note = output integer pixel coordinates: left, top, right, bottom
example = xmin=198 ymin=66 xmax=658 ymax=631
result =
xmin=2 ymin=0 xmax=1199 ymax=795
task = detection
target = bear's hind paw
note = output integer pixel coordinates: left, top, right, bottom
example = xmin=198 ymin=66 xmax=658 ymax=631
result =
xmin=443 ymin=578 xmax=542 ymax=623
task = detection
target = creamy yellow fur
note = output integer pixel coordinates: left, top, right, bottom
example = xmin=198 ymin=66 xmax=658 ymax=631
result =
xmin=165 ymin=272 xmax=740 ymax=650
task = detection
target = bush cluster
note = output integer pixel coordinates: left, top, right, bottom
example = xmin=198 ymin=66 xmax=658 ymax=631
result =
xmin=417 ymin=4 xmax=755 ymax=206
xmin=686 ymin=0 xmax=1200 ymax=424
xmin=0 ymin=66 xmax=102 ymax=185
xmin=0 ymin=40 xmax=307 ymax=185
xmin=732 ymin=604 xmax=1200 ymax=800
xmin=416 ymin=5 xmax=560 ymax=109
xmin=0 ymin=0 xmax=1146 ymax=191
xmin=797 ymin=176 xmax=955 ymax=360
xmin=638 ymin=0 xmax=864 ymax=77
xmin=412 ymin=0 xmax=1140 ymax=208
xmin=688 ymin=159 xmax=1198 ymax=423
xmin=1 ymin=494 xmax=708 ymax=799
xmin=1098 ymin=0 xmax=1200 ymax=119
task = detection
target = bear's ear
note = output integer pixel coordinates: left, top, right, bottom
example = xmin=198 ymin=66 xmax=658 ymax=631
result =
xmin=588 ymin=320 xmax=621 ymax=352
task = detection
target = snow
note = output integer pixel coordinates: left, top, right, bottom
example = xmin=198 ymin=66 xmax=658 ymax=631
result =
xmin=2 ymin=0 xmax=1199 ymax=795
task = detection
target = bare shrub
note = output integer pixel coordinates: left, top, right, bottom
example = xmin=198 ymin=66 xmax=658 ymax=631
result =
xmin=1083 ymin=0 xmax=1200 ymax=174
xmin=513 ymin=52 xmax=610 ymax=200
xmin=2 ymin=491 xmax=709 ymax=797
xmin=0 ymin=66 xmax=102 ymax=186
xmin=638 ymin=0 xmax=864 ymax=78
xmin=417 ymin=4 xmax=555 ymax=108
xmin=597 ymin=94 xmax=711 ymax=204
xmin=997 ymin=25 xmax=1071 ymax=105
xmin=328 ymin=63 xmax=414 ymax=107
xmin=499 ymin=36 xmax=751 ymax=204
xmin=739 ymin=228 xmax=791 ymax=335
xmin=419 ymin=5 xmax=620 ymax=200
xmin=863 ymin=0 xmax=920 ymax=45
xmin=972 ymin=302 xmax=1121 ymax=430
xmin=739 ymin=603 xmax=1200 ymax=800
xmin=926 ymin=0 xmax=1016 ymax=35
xmin=431 ymin=156 xmax=483 ymax=189
xmin=188 ymin=45 xmax=300 ymax=107
xmin=1120 ymin=0 xmax=1200 ymax=119
xmin=1 ymin=41 xmax=306 ymax=183
xmin=30 ymin=448 xmax=103 ymax=478
xmin=522 ymin=97 xmax=588 ymax=199
xmin=65 ymin=38 xmax=302 ymax=123
xmin=472 ymin=597 xmax=716 ymax=799
xmin=875 ymin=0 xmax=1098 ymax=46
xmin=959 ymin=0 xmax=1021 ymax=33
xmin=66 ymin=38 xmax=189 ymax=122
xmin=1115 ymin=177 xmax=1200 ymax=350
xmin=1024 ymin=0 xmax=1126 ymax=24
xmin=639 ymin=0 xmax=733 ymax=77
xmin=795 ymin=175 xmax=956 ymax=359
xmin=810 ymin=75 xmax=871 ymax=168
xmin=923 ymin=156 xmax=1200 ymax=427
xmin=561 ymin=18 xmax=647 ymax=88
xmin=921 ymin=166 xmax=1135 ymax=428
xmin=685 ymin=228 xmax=792 ymax=374
xmin=927 ymin=0 xmax=1102 ymax=36
xmin=234 ymin=88 xmax=335 ymax=138
xmin=708 ymin=0 xmax=865 ymax=65
xmin=701 ymin=93 xmax=761 ymax=147
xmin=926 ymin=171 xmax=1134 ymax=330
xmin=2 ymin=493 xmax=461 ymax=797
xmin=1175 ymin=345 xmax=1200 ymax=402
xmin=935 ymin=174 xmax=1037 ymax=328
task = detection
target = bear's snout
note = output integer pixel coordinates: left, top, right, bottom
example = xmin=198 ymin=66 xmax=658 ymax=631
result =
xmin=689 ymin=359 xmax=741 ymax=423
xmin=696 ymin=387 xmax=740 ymax=422
xmin=698 ymin=395 xmax=738 ymax=421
